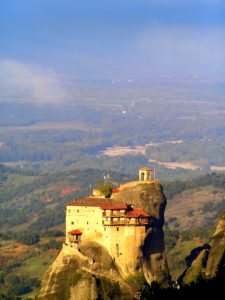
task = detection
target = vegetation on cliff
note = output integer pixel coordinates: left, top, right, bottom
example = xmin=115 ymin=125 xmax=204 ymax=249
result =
xmin=98 ymin=182 xmax=112 ymax=198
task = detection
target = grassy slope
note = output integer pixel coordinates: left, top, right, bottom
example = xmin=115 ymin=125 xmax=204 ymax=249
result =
xmin=0 ymin=236 xmax=63 ymax=299
xmin=166 ymin=186 xmax=225 ymax=230
xmin=166 ymin=240 xmax=196 ymax=280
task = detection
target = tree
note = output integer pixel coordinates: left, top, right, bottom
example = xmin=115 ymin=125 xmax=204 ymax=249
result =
xmin=212 ymin=190 xmax=218 ymax=201
xmin=98 ymin=183 xmax=112 ymax=198
xmin=18 ymin=233 xmax=40 ymax=245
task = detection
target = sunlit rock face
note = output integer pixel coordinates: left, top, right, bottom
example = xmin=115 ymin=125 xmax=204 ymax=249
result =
xmin=114 ymin=181 xmax=170 ymax=286
xmin=38 ymin=242 xmax=125 ymax=300
xmin=115 ymin=181 xmax=167 ymax=226
xmin=38 ymin=181 xmax=170 ymax=299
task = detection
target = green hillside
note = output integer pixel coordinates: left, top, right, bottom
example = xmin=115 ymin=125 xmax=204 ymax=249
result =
xmin=0 ymin=165 xmax=135 ymax=234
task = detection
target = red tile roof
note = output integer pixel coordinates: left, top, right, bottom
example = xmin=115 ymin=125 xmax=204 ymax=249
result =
xmin=112 ymin=187 xmax=120 ymax=193
xmin=65 ymin=197 xmax=150 ymax=218
xmin=125 ymin=209 xmax=150 ymax=218
xmin=100 ymin=205 xmax=127 ymax=210
xmin=65 ymin=197 xmax=125 ymax=208
xmin=68 ymin=229 xmax=82 ymax=235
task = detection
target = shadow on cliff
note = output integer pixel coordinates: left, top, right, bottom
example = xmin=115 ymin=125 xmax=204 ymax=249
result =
xmin=139 ymin=184 xmax=170 ymax=287
xmin=142 ymin=226 xmax=171 ymax=287
xmin=178 ymin=243 xmax=211 ymax=284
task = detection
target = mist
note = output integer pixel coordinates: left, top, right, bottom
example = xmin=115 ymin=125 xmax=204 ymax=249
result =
xmin=0 ymin=0 xmax=225 ymax=97
xmin=0 ymin=60 xmax=67 ymax=103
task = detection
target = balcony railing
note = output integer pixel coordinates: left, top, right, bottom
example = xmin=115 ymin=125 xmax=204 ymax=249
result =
xmin=102 ymin=212 xmax=126 ymax=217
xmin=102 ymin=219 xmax=150 ymax=226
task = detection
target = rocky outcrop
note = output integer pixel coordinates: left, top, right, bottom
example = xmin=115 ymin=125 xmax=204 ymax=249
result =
xmin=115 ymin=181 xmax=170 ymax=286
xmin=38 ymin=242 xmax=129 ymax=300
xmin=142 ymin=227 xmax=170 ymax=286
xmin=206 ymin=211 xmax=225 ymax=277
xmin=38 ymin=181 xmax=170 ymax=299
xmin=115 ymin=182 xmax=166 ymax=226
xmin=179 ymin=245 xmax=210 ymax=284
xmin=69 ymin=275 xmax=98 ymax=300
xmin=180 ymin=211 xmax=225 ymax=284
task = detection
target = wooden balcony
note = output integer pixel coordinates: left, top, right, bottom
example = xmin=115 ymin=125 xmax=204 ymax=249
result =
xmin=102 ymin=212 xmax=126 ymax=217
xmin=102 ymin=218 xmax=150 ymax=226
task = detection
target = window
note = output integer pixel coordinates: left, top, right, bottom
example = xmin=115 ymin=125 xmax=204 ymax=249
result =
xmin=116 ymin=243 xmax=119 ymax=257
xmin=77 ymin=209 xmax=79 ymax=213
xmin=71 ymin=221 xmax=74 ymax=225
xmin=116 ymin=227 xmax=119 ymax=231
xmin=87 ymin=221 xmax=89 ymax=224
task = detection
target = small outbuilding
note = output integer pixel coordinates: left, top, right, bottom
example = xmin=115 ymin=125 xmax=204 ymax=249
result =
xmin=139 ymin=167 xmax=152 ymax=181
xmin=68 ymin=229 xmax=82 ymax=246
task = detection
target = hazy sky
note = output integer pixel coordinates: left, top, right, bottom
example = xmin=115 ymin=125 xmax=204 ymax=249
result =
xmin=1 ymin=0 xmax=225 ymax=86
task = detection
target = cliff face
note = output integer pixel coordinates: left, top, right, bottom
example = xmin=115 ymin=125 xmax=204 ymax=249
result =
xmin=38 ymin=242 xmax=129 ymax=300
xmin=206 ymin=211 xmax=225 ymax=277
xmin=115 ymin=182 xmax=166 ymax=226
xmin=114 ymin=182 xmax=169 ymax=286
xmin=180 ymin=211 xmax=225 ymax=284
xmin=38 ymin=181 xmax=170 ymax=299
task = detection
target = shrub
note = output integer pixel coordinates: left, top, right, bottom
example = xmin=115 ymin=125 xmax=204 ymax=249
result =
xmin=98 ymin=183 xmax=112 ymax=198
xmin=17 ymin=233 xmax=40 ymax=245
xmin=41 ymin=240 xmax=62 ymax=250
xmin=4 ymin=275 xmax=40 ymax=296
xmin=187 ymin=210 xmax=194 ymax=217
xmin=42 ymin=230 xmax=65 ymax=237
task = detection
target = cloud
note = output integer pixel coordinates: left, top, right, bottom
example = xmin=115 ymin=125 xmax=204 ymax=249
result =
xmin=0 ymin=60 xmax=67 ymax=103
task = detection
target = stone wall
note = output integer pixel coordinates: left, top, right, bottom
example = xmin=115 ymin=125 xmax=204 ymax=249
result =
xmin=66 ymin=206 xmax=103 ymax=243
xmin=66 ymin=205 xmax=147 ymax=277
